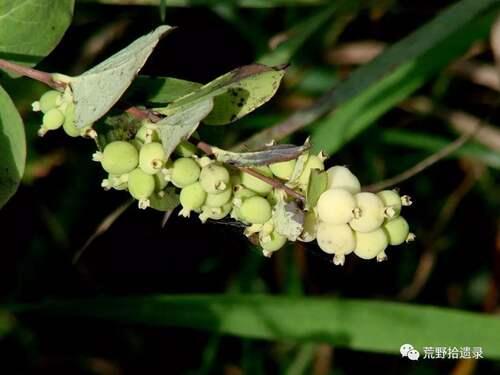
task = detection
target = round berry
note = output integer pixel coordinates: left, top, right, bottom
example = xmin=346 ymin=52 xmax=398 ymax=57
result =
xmin=241 ymin=166 xmax=274 ymax=195
xmin=128 ymin=168 xmax=155 ymax=208
xmin=383 ymin=216 xmax=410 ymax=245
xmin=377 ymin=189 xmax=402 ymax=220
xmin=270 ymin=159 xmax=296 ymax=180
xmin=101 ymin=141 xmax=139 ymax=175
xmin=205 ymin=186 xmax=232 ymax=208
xmin=175 ymin=141 xmax=198 ymax=157
xmin=199 ymin=202 xmax=232 ymax=222
xmin=317 ymin=222 xmax=355 ymax=265
xmin=317 ymin=188 xmax=356 ymax=224
xmin=171 ymin=157 xmax=201 ymax=188
xmin=135 ymin=124 xmax=159 ymax=144
xmin=179 ymin=182 xmax=207 ymax=217
xmin=139 ymin=142 xmax=165 ymax=175
xmin=298 ymin=154 xmax=325 ymax=186
xmin=260 ymin=230 xmax=287 ymax=255
xmin=354 ymin=228 xmax=388 ymax=260
xmin=240 ymin=196 xmax=272 ymax=224
xmin=326 ymin=165 xmax=361 ymax=194
xmin=199 ymin=163 xmax=230 ymax=193
xmin=43 ymin=108 xmax=65 ymax=130
xmin=39 ymin=90 xmax=62 ymax=113
xmin=349 ymin=192 xmax=385 ymax=232
xmin=62 ymin=103 xmax=80 ymax=137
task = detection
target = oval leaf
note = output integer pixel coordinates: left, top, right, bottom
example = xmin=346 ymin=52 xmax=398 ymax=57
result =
xmin=0 ymin=0 xmax=74 ymax=66
xmin=157 ymin=64 xmax=286 ymax=125
xmin=157 ymin=98 xmax=214 ymax=160
xmin=0 ymin=85 xmax=25 ymax=208
xmin=70 ymin=25 xmax=173 ymax=129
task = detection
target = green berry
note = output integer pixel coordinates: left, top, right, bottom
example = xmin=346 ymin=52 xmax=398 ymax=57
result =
xmin=233 ymin=185 xmax=257 ymax=201
xmin=128 ymin=168 xmax=155 ymax=209
xmin=317 ymin=188 xmax=355 ymax=224
xmin=349 ymin=192 xmax=385 ymax=233
xmin=299 ymin=211 xmax=318 ymax=242
xmin=100 ymin=141 xmax=139 ymax=175
xmin=43 ymin=108 xmax=65 ymax=130
xmin=241 ymin=166 xmax=273 ymax=195
xmin=298 ymin=154 xmax=325 ymax=186
xmin=135 ymin=124 xmax=159 ymax=144
xmin=316 ymin=222 xmax=355 ymax=266
xmin=139 ymin=142 xmax=165 ymax=175
xmin=199 ymin=163 xmax=230 ymax=193
xmin=179 ymin=182 xmax=207 ymax=217
xmin=377 ymin=190 xmax=402 ymax=220
xmin=260 ymin=230 xmax=287 ymax=256
xmin=62 ymin=102 xmax=80 ymax=137
xmin=199 ymin=202 xmax=232 ymax=222
xmin=205 ymin=186 xmax=232 ymax=208
xmin=240 ymin=196 xmax=272 ymax=224
xmin=175 ymin=140 xmax=198 ymax=157
xmin=39 ymin=90 xmax=62 ymax=113
xmin=353 ymin=228 xmax=388 ymax=260
xmin=171 ymin=157 xmax=201 ymax=188
xmin=383 ymin=216 xmax=413 ymax=245
xmin=270 ymin=159 xmax=296 ymax=180
xmin=326 ymin=166 xmax=361 ymax=194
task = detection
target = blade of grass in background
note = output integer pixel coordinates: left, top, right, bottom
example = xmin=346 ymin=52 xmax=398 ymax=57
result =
xmin=239 ymin=0 xmax=500 ymax=152
xmin=79 ymin=0 xmax=327 ymax=7
xmin=10 ymin=294 xmax=500 ymax=359
xmin=381 ymin=129 xmax=500 ymax=169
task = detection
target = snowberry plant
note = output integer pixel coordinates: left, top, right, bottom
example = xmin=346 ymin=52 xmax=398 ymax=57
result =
xmin=2 ymin=26 xmax=415 ymax=266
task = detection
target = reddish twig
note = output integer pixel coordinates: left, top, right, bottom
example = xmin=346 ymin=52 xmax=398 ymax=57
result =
xmin=0 ymin=58 xmax=65 ymax=90
xmin=125 ymin=106 xmax=162 ymax=122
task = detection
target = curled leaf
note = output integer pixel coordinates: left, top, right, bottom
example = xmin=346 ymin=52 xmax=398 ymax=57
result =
xmin=273 ymin=200 xmax=304 ymax=241
xmin=211 ymin=142 xmax=310 ymax=167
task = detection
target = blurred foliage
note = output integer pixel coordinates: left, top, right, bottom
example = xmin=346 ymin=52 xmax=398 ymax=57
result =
xmin=1 ymin=0 xmax=500 ymax=374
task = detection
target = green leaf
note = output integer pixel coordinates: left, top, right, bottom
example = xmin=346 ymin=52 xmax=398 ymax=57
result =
xmin=211 ymin=143 xmax=309 ymax=167
xmin=79 ymin=0 xmax=327 ymax=8
xmin=310 ymin=0 xmax=500 ymax=154
xmin=70 ymin=25 xmax=173 ymax=129
xmin=126 ymin=75 xmax=202 ymax=105
xmin=158 ymin=64 xmax=286 ymax=125
xmin=157 ymin=98 xmax=214 ymax=160
xmin=0 ymin=0 xmax=74 ymax=66
xmin=149 ymin=187 xmax=180 ymax=212
xmin=306 ymin=169 xmax=327 ymax=209
xmin=382 ymin=129 xmax=500 ymax=169
xmin=0 ymin=85 xmax=25 ymax=209
xmin=13 ymin=295 xmax=500 ymax=359
xmin=273 ymin=200 xmax=304 ymax=241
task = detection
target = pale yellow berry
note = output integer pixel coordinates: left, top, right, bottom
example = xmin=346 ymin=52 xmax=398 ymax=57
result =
xmin=326 ymin=165 xmax=361 ymax=194
xmin=349 ymin=192 xmax=385 ymax=233
xmin=316 ymin=222 xmax=355 ymax=265
xmin=317 ymin=188 xmax=355 ymax=224
xmin=383 ymin=216 xmax=412 ymax=245
xmin=353 ymin=228 xmax=388 ymax=260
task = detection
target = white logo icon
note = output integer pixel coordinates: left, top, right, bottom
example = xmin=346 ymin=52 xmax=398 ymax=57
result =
xmin=400 ymin=344 xmax=420 ymax=360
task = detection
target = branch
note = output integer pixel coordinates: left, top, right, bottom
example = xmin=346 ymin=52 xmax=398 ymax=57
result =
xmin=0 ymin=58 xmax=65 ymax=90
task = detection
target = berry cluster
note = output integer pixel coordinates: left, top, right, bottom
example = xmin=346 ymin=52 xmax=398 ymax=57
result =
xmin=314 ymin=167 xmax=414 ymax=265
xmin=32 ymin=88 xmax=414 ymax=265
xmin=31 ymin=89 xmax=94 ymax=138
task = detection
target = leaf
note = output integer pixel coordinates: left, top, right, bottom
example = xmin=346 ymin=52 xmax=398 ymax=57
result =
xmin=79 ymin=0 xmax=326 ymax=8
xmin=12 ymin=295 xmax=500 ymax=359
xmin=288 ymin=152 xmax=309 ymax=184
xmin=273 ymin=200 xmax=304 ymax=241
xmin=310 ymin=0 xmax=500 ymax=154
xmin=126 ymin=75 xmax=202 ymax=105
xmin=0 ymin=85 xmax=25 ymax=209
xmin=0 ymin=0 xmax=74 ymax=66
xmin=306 ymin=169 xmax=327 ymax=209
xmin=211 ymin=143 xmax=310 ymax=167
xmin=382 ymin=129 xmax=500 ymax=169
xmin=157 ymin=64 xmax=286 ymax=125
xmin=157 ymin=98 xmax=214 ymax=160
xmin=70 ymin=25 xmax=173 ymax=129
xmin=149 ymin=187 xmax=180 ymax=212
